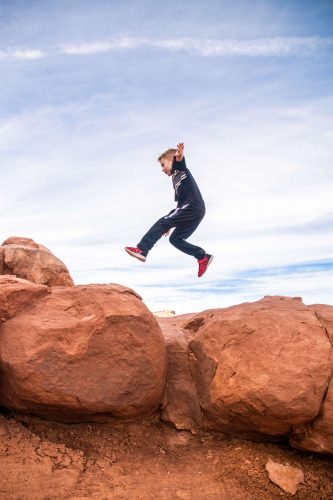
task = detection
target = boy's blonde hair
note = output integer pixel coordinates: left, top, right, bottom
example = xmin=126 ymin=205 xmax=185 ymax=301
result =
xmin=158 ymin=148 xmax=177 ymax=162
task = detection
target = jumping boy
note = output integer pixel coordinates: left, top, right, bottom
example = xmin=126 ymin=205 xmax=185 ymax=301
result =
xmin=125 ymin=143 xmax=213 ymax=277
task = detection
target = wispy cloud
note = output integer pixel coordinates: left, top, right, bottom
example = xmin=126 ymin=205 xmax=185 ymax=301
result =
xmin=0 ymin=49 xmax=45 ymax=60
xmin=141 ymin=36 xmax=333 ymax=57
xmin=62 ymin=37 xmax=141 ymax=55
xmin=1 ymin=36 xmax=332 ymax=63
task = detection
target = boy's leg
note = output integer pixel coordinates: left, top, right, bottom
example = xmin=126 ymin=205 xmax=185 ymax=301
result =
xmin=167 ymin=208 xmax=213 ymax=277
xmin=169 ymin=217 xmax=205 ymax=259
xmin=160 ymin=204 xmax=206 ymax=259
xmin=136 ymin=210 xmax=176 ymax=256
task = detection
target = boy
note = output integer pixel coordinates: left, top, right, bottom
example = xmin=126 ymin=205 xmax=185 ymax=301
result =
xmin=125 ymin=143 xmax=213 ymax=277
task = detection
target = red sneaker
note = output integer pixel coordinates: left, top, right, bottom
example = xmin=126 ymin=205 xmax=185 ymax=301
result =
xmin=198 ymin=254 xmax=214 ymax=277
xmin=124 ymin=246 xmax=147 ymax=262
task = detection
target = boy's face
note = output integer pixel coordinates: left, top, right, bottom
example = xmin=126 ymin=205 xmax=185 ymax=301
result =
xmin=159 ymin=157 xmax=173 ymax=176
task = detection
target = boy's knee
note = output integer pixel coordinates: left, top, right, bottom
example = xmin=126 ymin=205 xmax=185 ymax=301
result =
xmin=169 ymin=232 xmax=179 ymax=246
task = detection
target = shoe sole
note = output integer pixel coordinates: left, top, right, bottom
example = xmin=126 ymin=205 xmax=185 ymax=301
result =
xmin=199 ymin=254 xmax=214 ymax=277
xmin=125 ymin=248 xmax=146 ymax=262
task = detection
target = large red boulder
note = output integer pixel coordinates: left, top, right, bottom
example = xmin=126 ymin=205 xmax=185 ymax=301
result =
xmin=0 ymin=237 xmax=74 ymax=287
xmin=0 ymin=277 xmax=166 ymax=422
xmin=187 ymin=296 xmax=332 ymax=441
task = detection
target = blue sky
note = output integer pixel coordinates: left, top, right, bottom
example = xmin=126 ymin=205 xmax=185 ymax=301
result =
xmin=1 ymin=0 xmax=333 ymax=313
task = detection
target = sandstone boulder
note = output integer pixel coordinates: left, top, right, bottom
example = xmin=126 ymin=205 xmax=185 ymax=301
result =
xmin=0 ymin=275 xmax=48 ymax=321
xmin=187 ymin=296 xmax=332 ymax=440
xmin=0 ymin=236 xmax=74 ymax=287
xmin=289 ymin=304 xmax=333 ymax=454
xmin=0 ymin=279 xmax=166 ymax=422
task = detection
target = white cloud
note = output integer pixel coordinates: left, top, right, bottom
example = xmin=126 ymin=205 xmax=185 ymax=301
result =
xmin=61 ymin=36 xmax=333 ymax=57
xmin=1 ymin=36 xmax=332 ymax=62
xmin=0 ymin=48 xmax=45 ymax=60
xmin=150 ymin=36 xmax=333 ymax=56
xmin=62 ymin=36 xmax=141 ymax=55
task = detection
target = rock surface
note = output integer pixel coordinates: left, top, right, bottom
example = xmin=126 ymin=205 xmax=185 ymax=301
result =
xmin=265 ymin=459 xmax=304 ymax=495
xmin=158 ymin=316 xmax=203 ymax=431
xmin=0 ymin=275 xmax=48 ymax=321
xmin=0 ymin=278 xmax=166 ymax=422
xmin=0 ymin=236 xmax=74 ymax=287
xmin=290 ymin=304 xmax=333 ymax=454
xmin=188 ymin=296 xmax=332 ymax=440
xmin=158 ymin=296 xmax=333 ymax=453
xmin=0 ymin=416 xmax=84 ymax=499
xmin=4 ymin=415 xmax=332 ymax=500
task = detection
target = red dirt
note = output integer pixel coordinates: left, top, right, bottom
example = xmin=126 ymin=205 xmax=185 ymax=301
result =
xmin=0 ymin=412 xmax=332 ymax=499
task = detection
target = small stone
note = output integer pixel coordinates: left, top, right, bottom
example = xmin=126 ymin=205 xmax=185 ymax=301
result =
xmin=266 ymin=459 xmax=304 ymax=495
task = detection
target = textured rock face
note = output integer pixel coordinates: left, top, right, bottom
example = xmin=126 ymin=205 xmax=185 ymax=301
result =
xmin=290 ymin=304 xmax=333 ymax=454
xmin=0 ymin=248 xmax=4 ymax=274
xmin=0 ymin=237 xmax=74 ymax=287
xmin=158 ymin=316 xmax=203 ymax=431
xmin=187 ymin=296 xmax=332 ymax=440
xmin=0 ymin=275 xmax=48 ymax=321
xmin=0 ymin=278 xmax=166 ymax=422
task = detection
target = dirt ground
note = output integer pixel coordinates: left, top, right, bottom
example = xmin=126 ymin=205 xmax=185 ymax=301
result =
xmin=0 ymin=411 xmax=332 ymax=500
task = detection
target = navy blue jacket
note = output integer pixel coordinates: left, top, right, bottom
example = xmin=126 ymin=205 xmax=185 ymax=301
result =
xmin=171 ymin=156 xmax=205 ymax=210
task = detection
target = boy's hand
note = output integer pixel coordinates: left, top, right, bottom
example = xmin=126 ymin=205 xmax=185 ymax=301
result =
xmin=175 ymin=142 xmax=184 ymax=161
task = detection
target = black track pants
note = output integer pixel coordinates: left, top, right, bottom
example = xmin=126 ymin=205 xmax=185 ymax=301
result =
xmin=137 ymin=204 xmax=206 ymax=259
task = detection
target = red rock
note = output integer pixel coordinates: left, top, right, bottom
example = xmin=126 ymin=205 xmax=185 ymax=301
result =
xmin=289 ymin=304 xmax=333 ymax=454
xmin=0 ymin=282 xmax=166 ymax=422
xmin=0 ymin=275 xmax=48 ymax=322
xmin=158 ymin=316 xmax=203 ymax=431
xmin=0 ymin=236 xmax=74 ymax=287
xmin=0 ymin=248 xmax=4 ymax=274
xmin=188 ymin=296 xmax=331 ymax=439
xmin=311 ymin=304 xmax=333 ymax=344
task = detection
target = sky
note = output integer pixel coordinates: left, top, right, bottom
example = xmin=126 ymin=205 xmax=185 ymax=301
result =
xmin=1 ymin=0 xmax=333 ymax=313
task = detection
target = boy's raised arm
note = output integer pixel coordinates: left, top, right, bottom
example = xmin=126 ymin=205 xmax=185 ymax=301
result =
xmin=175 ymin=143 xmax=184 ymax=162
